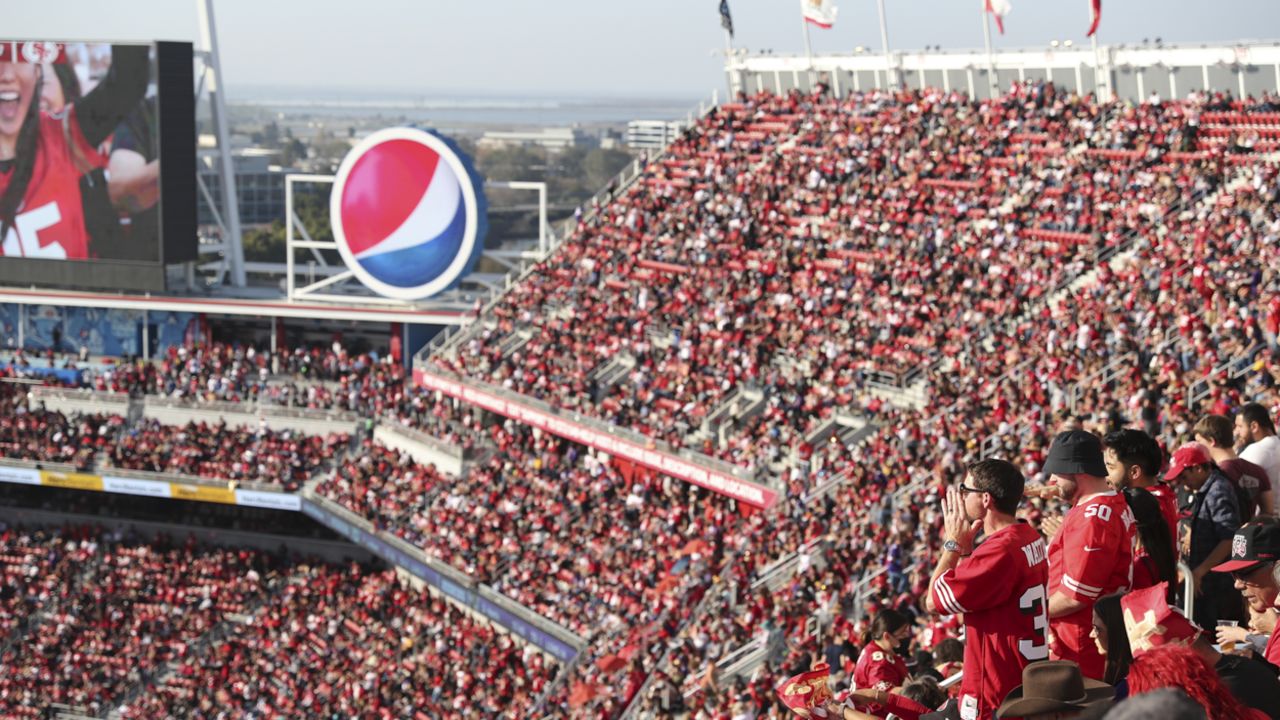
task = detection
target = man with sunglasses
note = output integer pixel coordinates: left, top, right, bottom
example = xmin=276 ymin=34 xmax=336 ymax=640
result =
xmin=1211 ymin=519 xmax=1280 ymax=668
xmin=927 ymin=459 xmax=1049 ymax=720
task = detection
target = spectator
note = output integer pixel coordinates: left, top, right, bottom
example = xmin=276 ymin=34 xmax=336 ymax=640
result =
xmin=995 ymin=660 xmax=1114 ymax=719
xmin=1104 ymin=429 xmax=1179 ymax=548
xmin=1125 ymin=645 xmax=1265 ymax=720
xmin=926 ymin=459 xmax=1049 ymax=720
xmin=1210 ymin=520 xmax=1280 ymax=667
xmin=1120 ymin=488 xmax=1178 ymax=599
xmin=1167 ymin=442 xmax=1243 ymax=627
xmin=1196 ymin=414 xmax=1273 ymax=522
xmin=1043 ymin=430 xmax=1136 ymax=681
xmin=931 ymin=638 xmax=965 ymax=686
xmin=1189 ymin=633 xmax=1280 ymax=717
xmin=1089 ymin=594 xmax=1132 ymax=693
xmin=852 ymin=609 xmax=912 ymax=716
xmin=1237 ymin=404 xmax=1280 ymax=514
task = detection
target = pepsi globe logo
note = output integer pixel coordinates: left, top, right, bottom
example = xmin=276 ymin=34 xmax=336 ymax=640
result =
xmin=330 ymin=128 xmax=486 ymax=300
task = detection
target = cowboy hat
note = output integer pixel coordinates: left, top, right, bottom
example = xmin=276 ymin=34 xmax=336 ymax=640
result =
xmin=996 ymin=661 xmax=1114 ymax=718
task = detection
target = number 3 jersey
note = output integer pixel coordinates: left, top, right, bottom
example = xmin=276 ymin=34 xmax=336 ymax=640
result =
xmin=930 ymin=522 xmax=1049 ymax=720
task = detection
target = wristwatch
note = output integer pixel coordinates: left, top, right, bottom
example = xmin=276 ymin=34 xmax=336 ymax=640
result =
xmin=942 ymin=539 xmax=963 ymax=554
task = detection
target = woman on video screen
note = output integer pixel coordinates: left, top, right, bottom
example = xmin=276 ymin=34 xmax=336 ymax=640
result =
xmin=0 ymin=42 xmax=148 ymax=261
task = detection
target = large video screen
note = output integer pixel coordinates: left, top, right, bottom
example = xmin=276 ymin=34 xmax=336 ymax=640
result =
xmin=0 ymin=40 xmax=194 ymax=292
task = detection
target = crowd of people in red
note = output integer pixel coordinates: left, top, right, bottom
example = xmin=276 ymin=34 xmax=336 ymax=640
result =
xmin=115 ymin=565 xmax=557 ymax=719
xmin=0 ymin=382 xmax=122 ymax=469
xmin=0 ymin=526 xmax=559 ymax=719
xmin=108 ymin=419 xmax=348 ymax=491
xmin=0 ymin=526 xmax=276 ymax=717
xmin=2 ymin=81 xmax=1280 ymax=719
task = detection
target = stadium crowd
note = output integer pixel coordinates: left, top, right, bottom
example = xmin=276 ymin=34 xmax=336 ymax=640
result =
xmin=317 ymin=421 xmax=735 ymax=641
xmin=1 ymin=81 xmax=1280 ymax=720
xmin=108 ymin=419 xmax=348 ymax=491
xmin=115 ymin=565 xmax=557 ymax=719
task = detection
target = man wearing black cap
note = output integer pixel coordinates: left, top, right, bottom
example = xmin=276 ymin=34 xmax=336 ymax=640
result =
xmin=1211 ymin=519 xmax=1280 ymax=668
xmin=1042 ymin=430 xmax=1136 ymax=682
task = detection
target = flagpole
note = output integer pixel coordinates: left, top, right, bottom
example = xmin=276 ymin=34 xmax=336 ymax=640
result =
xmin=724 ymin=27 xmax=736 ymax=97
xmin=1088 ymin=0 xmax=1105 ymax=101
xmin=875 ymin=0 xmax=896 ymax=87
xmin=800 ymin=0 xmax=815 ymax=70
xmin=981 ymin=0 xmax=998 ymax=98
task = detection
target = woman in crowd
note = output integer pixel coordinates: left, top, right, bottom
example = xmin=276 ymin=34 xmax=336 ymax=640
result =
xmin=0 ymin=42 xmax=147 ymax=260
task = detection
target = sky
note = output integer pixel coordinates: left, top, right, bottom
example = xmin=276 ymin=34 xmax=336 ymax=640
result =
xmin=10 ymin=0 xmax=1280 ymax=100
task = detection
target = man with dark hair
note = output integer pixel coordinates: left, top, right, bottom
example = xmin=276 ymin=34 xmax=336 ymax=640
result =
xmin=927 ymin=459 xmax=1049 ymax=720
xmin=1042 ymin=430 xmax=1136 ymax=681
xmin=1103 ymin=428 xmax=1179 ymax=553
xmin=1166 ymin=442 xmax=1242 ymax=627
xmin=1236 ymin=404 xmax=1280 ymax=515
xmin=1195 ymin=414 xmax=1273 ymax=521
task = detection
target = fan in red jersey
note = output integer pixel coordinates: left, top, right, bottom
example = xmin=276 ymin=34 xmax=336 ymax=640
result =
xmin=927 ymin=459 xmax=1050 ymax=720
xmin=1042 ymin=430 xmax=1137 ymax=682
xmin=0 ymin=42 xmax=148 ymax=261
xmin=851 ymin=608 xmax=912 ymax=716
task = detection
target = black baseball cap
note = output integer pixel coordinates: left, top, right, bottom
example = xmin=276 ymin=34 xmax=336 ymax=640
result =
xmin=1042 ymin=430 xmax=1107 ymax=478
xmin=1212 ymin=520 xmax=1280 ymax=574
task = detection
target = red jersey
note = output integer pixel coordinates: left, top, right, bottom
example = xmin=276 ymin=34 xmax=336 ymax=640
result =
xmin=0 ymin=108 xmax=103 ymax=261
xmin=852 ymin=642 xmax=908 ymax=715
xmin=1267 ymin=622 xmax=1280 ymax=668
xmin=1145 ymin=483 xmax=1180 ymax=558
xmin=1048 ymin=491 xmax=1135 ymax=681
xmin=930 ymin=522 xmax=1049 ymax=720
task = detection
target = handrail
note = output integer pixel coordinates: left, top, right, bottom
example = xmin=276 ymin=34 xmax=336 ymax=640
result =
xmin=1186 ymin=343 xmax=1266 ymax=409
xmin=141 ymin=394 xmax=362 ymax=424
xmin=29 ymin=386 xmax=130 ymax=405
xmin=378 ymin=416 xmax=469 ymax=461
xmin=1178 ymin=560 xmax=1195 ymax=619
xmin=0 ymin=456 xmax=80 ymax=474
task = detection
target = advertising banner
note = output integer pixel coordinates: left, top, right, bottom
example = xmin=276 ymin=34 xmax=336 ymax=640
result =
xmin=101 ymin=475 xmax=172 ymax=498
xmin=414 ymin=369 xmax=778 ymax=508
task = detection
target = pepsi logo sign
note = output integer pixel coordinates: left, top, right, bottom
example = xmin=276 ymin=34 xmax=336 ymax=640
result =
xmin=330 ymin=128 xmax=486 ymax=300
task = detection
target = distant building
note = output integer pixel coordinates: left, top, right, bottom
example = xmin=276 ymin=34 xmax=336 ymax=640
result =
xmin=197 ymin=149 xmax=292 ymax=226
xmin=626 ymin=120 xmax=684 ymax=150
xmin=477 ymin=127 xmax=590 ymax=150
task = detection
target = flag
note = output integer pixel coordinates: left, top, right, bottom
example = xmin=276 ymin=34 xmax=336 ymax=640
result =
xmin=719 ymin=0 xmax=734 ymax=38
xmin=986 ymin=0 xmax=1011 ymax=35
xmin=801 ymin=0 xmax=838 ymax=29
xmin=1087 ymin=0 xmax=1101 ymax=36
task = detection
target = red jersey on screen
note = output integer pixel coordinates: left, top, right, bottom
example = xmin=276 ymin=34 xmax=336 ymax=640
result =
xmin=1048 ymin=491 xmax=1135 ymax=681
xmin=930 ymin=522 xmax=1049 ymax=720
xmin=853 ymin=643 xmax=908 ymax=715
xmin=0 ymin=108 xmax=103 ymax=261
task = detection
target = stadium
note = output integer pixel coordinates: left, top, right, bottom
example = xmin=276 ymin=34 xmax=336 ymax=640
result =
xmin=3 ymin=0 xmax=1280 ymax=718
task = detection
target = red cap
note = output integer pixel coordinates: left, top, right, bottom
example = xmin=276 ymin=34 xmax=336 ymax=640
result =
xmin=1121 ymin=582 xmax=1202 ymax=653
xmin=1163 ymin=442 xmax=1213 ymax=481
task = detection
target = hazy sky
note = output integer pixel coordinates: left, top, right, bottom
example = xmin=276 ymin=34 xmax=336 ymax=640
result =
xmin=10 ymin=0 xmax=1280 ymax=99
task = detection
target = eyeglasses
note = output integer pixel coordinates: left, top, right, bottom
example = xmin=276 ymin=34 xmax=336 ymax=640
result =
xmin=958 ymin=484 xmax=984 ymax=495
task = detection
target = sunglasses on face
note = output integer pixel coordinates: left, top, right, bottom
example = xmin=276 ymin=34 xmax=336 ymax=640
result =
xmin=1232 ymin=562 xmax=1275 ymax=583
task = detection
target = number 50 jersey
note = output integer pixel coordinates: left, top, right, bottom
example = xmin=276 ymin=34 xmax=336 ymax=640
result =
xmin=930 ymin=522 xmax=1049 ymax=720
